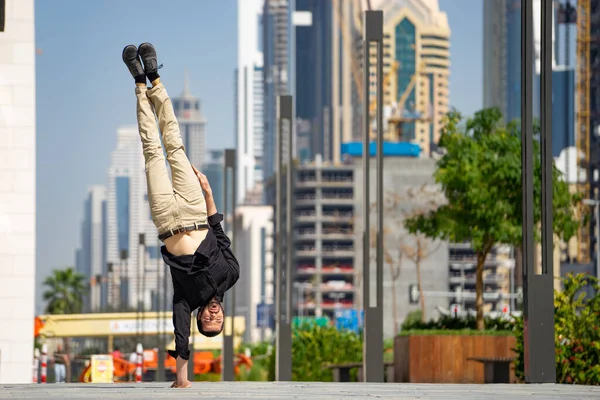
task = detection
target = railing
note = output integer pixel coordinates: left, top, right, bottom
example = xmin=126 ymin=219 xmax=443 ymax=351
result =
xmin=322 ymin=265 xmax=354 ymax=274
xmin=323 ymin=245 xmax=354 ymax=252
xmin=297 ymin=210 xmax=316 ymax=216
xmin=296 ymin=245 xmax=316 ymax=253
xmin=448 ymin=274 xmax=505 ymax=284
xmin=321 ymin=176 xmax=353 ymax=184
xmin=296 ymin=194 xmax=316 ymax=201
xmin=322 ymin=210 xmax=354 ymax=218
xmin=322 ymin=227 xmax=353 ymax=235
xmin=448 ymin=254 xmax=500 ymax=264
xmin=296 ymin=228 xmax=316 ymax=236
xmin=321 ymin=192 xmax=353 ymax=200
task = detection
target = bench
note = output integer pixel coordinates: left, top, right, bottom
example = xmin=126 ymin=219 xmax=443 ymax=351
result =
xmin=467 ymin=357 xmax=515 ymax=383
xmin=323 ymin=362 xmax=394 ymax=382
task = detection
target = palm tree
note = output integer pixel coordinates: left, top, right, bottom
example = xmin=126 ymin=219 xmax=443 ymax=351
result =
xmin=42 ymin=267 xmax=86 ymax=383
xmin=43 ymin=267 xmax=86 ymax=314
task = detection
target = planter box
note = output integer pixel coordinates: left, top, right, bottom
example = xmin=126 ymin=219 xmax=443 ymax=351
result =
xmin=394 ymin=334 xmax=516 ymax=383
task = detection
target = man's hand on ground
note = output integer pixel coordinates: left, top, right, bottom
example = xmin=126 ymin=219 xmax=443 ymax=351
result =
xmin=192 ymin=164 xmax=213 ymax=198
xmin=170 ymin=380 xmax=192 ymax=388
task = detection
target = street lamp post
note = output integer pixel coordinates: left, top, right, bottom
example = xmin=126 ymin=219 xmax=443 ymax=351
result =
xmin=583 ymin=199 xmax=600 ymax=280
xmin=119 ymin=250 xmax=128 ymax=311
xmin=222 ymin=149 xmax=237 ymax=382
xmin=275 ymin=95 xmax=293 ymax=382
xmin=362 ymin=10 xmax=384 ymax=383
xmin=156 ymin=236 xmax=165 ymax=382
xmin=521 ymin=0 xmax=555 ymax=383
xmin=137 ymin=234 xmax=145 ymax=347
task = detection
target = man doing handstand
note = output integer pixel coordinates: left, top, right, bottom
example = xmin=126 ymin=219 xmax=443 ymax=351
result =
xmin=122 ymin=42 xmax=239 ymax=388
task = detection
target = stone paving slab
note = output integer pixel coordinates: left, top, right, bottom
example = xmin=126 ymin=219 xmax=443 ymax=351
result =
xmin=1 ymin=382 xmax=599 ymax=399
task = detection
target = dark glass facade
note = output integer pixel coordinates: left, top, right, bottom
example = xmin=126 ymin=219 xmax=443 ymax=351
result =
xmin=295 ymin=0 xmax=333 ymax=161
xmin=506 ymin=0 xmax=522 ymax=123
xmin=116 ymin=176 xmax=130 ymax=255
xmin=395 ymin=18 xmax=416 ymax=140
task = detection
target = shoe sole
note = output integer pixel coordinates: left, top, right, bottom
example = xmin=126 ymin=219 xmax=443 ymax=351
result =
xmin=137 ymin=43 xmax=157 ymax=73
xmin=122 ymin=45 xmax=138 ymax=62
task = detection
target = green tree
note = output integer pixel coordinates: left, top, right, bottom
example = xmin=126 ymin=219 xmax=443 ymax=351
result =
xmin=404 ymin=107 xmax=580 ymax=330
xmin=43 ymin=267 xmax=86 ymax=314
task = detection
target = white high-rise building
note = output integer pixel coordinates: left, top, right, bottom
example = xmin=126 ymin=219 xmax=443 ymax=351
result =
xmin=0 ymin=0 xmax=36 ymax=383
xmin=106 ymin=127 xmax=161 ymax=311
xmin=236 ymin=0 xmax=264 ymax=204
xmin=77 ymin=185 xmax=107 ymax=311
xmin=234 ymin=205 xmax=274 ymax=342
xmin=172 ymin=72 xmax=207 ymax=170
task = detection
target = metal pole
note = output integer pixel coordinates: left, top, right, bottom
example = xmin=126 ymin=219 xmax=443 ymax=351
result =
xmin=222 ymin=149 xmax=236 ymax=381
xmin=231 ymin=149 xmax=237 ymax=365
xmin=275 ymin=95 xmax=293 ymax=381
xmin=120 ymin=250 xmax=128 ymax=311
xmin=188 ymin=310 xmax=195 ymax=381
xmin=156 ymin=237 xmax=165 ymax=382
xmin=362 ymin=10 xmax=384 ymax=383
xmin=594 ymin=200 xmax=600 ymax=280
xmin=137 ymin=234 xmax=145 ymax=347
xmin=521 ymin=0 xmax=556 ymax=383
xmin=285 ymin=97 xmax=294 ymax=325
xmin=162 ymin=255 xmax=168 ymax=370
xmin=107 ymin=263 xmax=114 ymax=310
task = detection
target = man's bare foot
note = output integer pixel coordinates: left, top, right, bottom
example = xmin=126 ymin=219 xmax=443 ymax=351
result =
xmin=170 ymin=380 xmax=192 ymax=388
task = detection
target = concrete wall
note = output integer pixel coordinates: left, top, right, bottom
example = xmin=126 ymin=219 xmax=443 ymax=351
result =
xmin=0 ymin=0 xmax=37 ymax=383
xmin=354 ymin=157 xmax=449 ymax=338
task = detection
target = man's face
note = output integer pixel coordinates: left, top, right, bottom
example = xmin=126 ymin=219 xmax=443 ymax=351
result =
xmin=198 ymin=298 xmax=224 ymax=334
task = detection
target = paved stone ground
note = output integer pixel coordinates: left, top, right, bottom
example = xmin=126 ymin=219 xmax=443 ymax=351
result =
xmin=1 ymin=382 xmax=600 ymax=399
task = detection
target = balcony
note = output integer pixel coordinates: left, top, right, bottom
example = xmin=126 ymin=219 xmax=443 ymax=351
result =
xmin=321 ymin=192 xmax=354 ymax=205
xmin=321 ymin=281 xmax=355 ymax=292
xmin=296 ymin=178 xmax=318 ymax=188
xmin=322 ymin=244 xmax=354 ymax=257
xmin=322 ymin=264 xmax=354 ymax=275
xmin=296 ymin=245 xmax=317 ymax=257
xmin=322 ymin=226 xmax=353 ymax=240
xmin=448 ymin=254 xmax=504 ymax=268
xmin=320 ymin=301 xmax=354 ymax=310
xmin=321 ymin=210 xmax=354 ymax=222
xmin=296 ymin=210 xmax=318 ymax=222
xmin=296 ymin=194 xmax=317 ymax=205
xmin=448 ymin=273 xmax=506 ymax=285
xmin=297 ymin=266 xmax=317 ymax=275
xmin=295 ymin=227 xmax=316 ymax=240
xmin=320 ymin=175 xmax=353 ymax=188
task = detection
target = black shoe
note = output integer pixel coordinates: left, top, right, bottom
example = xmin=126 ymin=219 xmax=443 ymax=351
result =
xmin=122 ymin=45 xmax=145 ymax=83
xmin=138 ymin=42 xmax=161 ymax=81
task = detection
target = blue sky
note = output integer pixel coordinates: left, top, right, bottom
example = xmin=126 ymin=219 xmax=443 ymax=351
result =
xmin=34 ymin=0 xmax=482 ymax=310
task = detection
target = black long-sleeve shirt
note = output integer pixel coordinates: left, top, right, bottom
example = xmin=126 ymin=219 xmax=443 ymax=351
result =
xmin=161 ymin=213 xmax=240 ymax=360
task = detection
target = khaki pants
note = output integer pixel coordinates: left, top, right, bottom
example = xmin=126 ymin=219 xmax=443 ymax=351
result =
xmin=136 ymin=83 xmax=207 ymax=238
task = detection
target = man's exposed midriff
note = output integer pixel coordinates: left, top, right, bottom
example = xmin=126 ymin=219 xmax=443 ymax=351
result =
xmin=164 ymin=228 xmax=209 ymax=256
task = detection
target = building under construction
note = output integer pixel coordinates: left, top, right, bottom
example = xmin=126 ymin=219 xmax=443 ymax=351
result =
xmin=583 ymin=0 xmax=600 ymax=265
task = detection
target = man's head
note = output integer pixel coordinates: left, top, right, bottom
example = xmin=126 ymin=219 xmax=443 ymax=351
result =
xmin=197 ymin=298 xmax=224 ymax=337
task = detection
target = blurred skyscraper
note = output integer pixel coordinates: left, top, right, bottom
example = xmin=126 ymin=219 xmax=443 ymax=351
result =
xmin=262 ymin=0 xmax=291 ymax=181
xmin=76 ymin=185 xmax=107 ymax=311
xmin=172 ymin=71 xmax=207 ymax=169
xmin=202 ymin=150 xmax=225 ymax=213
xmin=105 ymin=126 xmax=161 ymax=310
xmin=483 ymin=1 xmax=579 ymax=180
xmin=236 ymin=0 xmax=265 ymax=204
xmin=483 ymin=0 xmax=562 ymax=123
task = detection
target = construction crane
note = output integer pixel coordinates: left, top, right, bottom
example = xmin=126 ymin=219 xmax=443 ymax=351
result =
xmin=387 ymin=62 xmax=432 ymax=141
xmin=576 ymin=0 xmax=591 ymax=263
xmin=336 ymin=1 xmax=432 ymax=143
xmin=333 ymin=1 xmax=396 ymax=137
